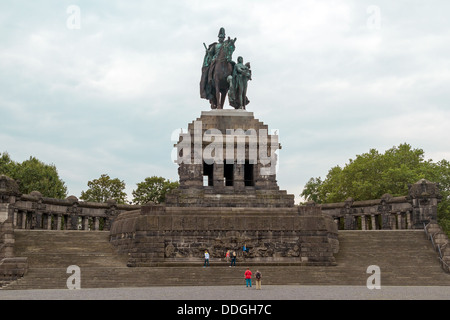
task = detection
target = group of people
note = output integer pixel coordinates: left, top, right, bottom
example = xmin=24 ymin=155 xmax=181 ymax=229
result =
xmin=244 ymin=268 xmax=262 ymax=290
xmin=225 ymin=250 xmax=237 ymax=267
xmin=204 ymin=245 xmax=248 ymax=268
xmin=202 ymin=249 xmax=262 ymax=289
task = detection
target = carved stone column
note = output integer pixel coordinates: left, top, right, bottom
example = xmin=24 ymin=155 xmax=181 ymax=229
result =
xmin=408 ymin=179 xmax=442 ymax=229
xmin=378 ymin=195 xmax=393 ymax=230
xmin=341 ymin=198 xmax=355 ymax=230
xmin=31 ymin=194 xmax=46 ymax=229
xmin=0 ymin=175 xmax=21 ymax=258
xmin=104 ymin=199 xmax=118 ymax=231
xmin=66 ymin=196 xmax=81 ymax=230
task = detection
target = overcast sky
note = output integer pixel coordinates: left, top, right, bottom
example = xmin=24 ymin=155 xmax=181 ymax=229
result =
xmin=1 ymin=1 xmax=450 ymax=204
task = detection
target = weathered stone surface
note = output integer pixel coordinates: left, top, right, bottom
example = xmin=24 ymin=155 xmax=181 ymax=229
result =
xmin=110 ymin=204 xmax=338 ymax=266
xmin=166 ymin=110 xmax=294 ymax=208
xmin=110 ymin=111 xmax=338 ymax=267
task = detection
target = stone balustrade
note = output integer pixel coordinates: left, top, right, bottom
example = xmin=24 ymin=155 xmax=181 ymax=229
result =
xmin=304 ymin=179 xmax=442 ymax=230
xmin=0 ymin=175 xmax=139 ymax=232
xmin=12 ymin=192 xmax=139 ymax=231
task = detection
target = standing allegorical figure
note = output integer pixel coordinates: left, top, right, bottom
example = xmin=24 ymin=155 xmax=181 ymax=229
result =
xmin=228 ymin=56 xmax=251 ymax=109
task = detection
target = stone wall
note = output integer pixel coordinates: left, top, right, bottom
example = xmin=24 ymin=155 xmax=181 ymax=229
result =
xmin=110 ymin=204 xmax=339 ymax=267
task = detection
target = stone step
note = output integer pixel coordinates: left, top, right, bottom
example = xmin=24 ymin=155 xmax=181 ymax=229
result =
xmin=3 ymin=229 xmax=450 ymax=290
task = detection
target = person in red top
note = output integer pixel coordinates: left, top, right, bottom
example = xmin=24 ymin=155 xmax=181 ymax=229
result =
xmin=244 ymin=268 xmax=252 ymax=287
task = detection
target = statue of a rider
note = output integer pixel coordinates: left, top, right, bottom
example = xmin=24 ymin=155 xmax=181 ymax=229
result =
xmin=200 ymin=28 xmax=238 ymax=109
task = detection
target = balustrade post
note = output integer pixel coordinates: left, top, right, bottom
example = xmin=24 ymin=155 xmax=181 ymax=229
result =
xmin=13 ymin=208 xmax=18 ymax=228
xmin=370 ymin=215 xmax=377 ymax=230
xmin=21 ymin=212 xmax=26 ymax=229
xmin=398 ymin=212 xmax=406 ymax=229
xmin=361 ymin=215 xmax=367 ymax=230
xmin=55 ymin=214 xmax=61 ymax=230
xmin=406 ymin=211 xmax=412 ymax=229
xmin=81 ymin=216 xmax=88 ymax=230
xmin=94 ymin=217 xmax=100 ymax=230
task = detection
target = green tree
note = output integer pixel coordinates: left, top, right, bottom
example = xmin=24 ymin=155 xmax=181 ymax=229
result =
xmin=0 ymin=152 xmax=67 ymax=199
xmin=302 ymin=144 xmax=435 ymax=203
xmin=0 ymin=152 xmax=15 ymax=176
xmin=301 ymin=143 xmax=450 ymax=235
xmin=300 ymin=177 xmax=322 ymax=203
xmin=132 ymin=176 xmax=179 ymax=205
xmin=80 ymin=174 xmax=127 ymax=204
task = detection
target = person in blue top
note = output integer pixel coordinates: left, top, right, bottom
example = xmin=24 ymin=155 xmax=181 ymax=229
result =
xmin=242 ymin=244 xmax=247 ymax=258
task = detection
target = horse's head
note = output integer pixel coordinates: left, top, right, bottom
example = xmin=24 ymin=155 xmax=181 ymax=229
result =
xmin=223 ymin=38 xmax=237 ymax=62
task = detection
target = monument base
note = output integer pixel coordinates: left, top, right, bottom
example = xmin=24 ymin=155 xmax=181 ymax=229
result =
xmin=110 ymin=205 xmax=339 ymax=267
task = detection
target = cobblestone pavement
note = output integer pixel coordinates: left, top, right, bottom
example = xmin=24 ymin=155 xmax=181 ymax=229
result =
xmin=1 ymin=285 xmax=449 ymax=300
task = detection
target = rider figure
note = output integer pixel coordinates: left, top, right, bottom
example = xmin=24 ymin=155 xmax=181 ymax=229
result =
xmin=200 ymin=27 xmax=230 ymax=107
xmin=203 ymin=28 xmax=226 ymax=68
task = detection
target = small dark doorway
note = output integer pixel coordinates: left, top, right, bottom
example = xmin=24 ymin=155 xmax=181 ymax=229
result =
xmin=203 ymin=162 xmax=214 ymax=186
xmin=244 ymin=161 xmax=254 ymax=186
xmin=224 ymin=163 xmax=234 ymax=186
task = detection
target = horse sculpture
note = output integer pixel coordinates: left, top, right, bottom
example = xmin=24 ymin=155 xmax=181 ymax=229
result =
xmin=200 ymin=37 xmax=236 ymax=109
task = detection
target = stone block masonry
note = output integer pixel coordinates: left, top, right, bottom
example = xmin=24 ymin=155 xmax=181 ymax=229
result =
xmin=110 ymin=205 xmax=338 ymax=267
xmin=110 ymin=110 xmax=338 ymax=267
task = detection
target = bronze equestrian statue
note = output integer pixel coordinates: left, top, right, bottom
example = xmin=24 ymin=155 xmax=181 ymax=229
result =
xmin=200 ymin=27 xmax=240 ymax=109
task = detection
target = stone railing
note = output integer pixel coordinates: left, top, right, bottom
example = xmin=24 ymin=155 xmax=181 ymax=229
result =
xmin=13 ymin=192 xmax=139 ymax=231
xmin=0 ymin=174 xmax=140 ymax=286
xmin=304 ymin=179 xmax=442 ymax=230
xmin=0 ymin=174 xmax=140 ymax=232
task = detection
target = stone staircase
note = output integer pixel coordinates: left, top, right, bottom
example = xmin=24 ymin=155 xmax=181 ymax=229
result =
xmin=2 ymin=229 xmax=449 ymax=289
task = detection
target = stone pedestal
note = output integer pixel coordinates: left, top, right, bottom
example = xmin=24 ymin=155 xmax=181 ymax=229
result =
xmin=110 ymin=205 xmax=338 ymax=267
xmin=166 ymin=110 xmax=294 ymax=207
xmin=110 ymin=110 xmax=339 ymax=267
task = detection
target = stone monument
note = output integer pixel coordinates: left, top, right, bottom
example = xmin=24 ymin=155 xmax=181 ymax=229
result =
xmin=110 ymin=29 xmax=338 ymax=267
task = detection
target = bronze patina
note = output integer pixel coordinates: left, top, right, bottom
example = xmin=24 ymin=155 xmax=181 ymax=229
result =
xmin=200 ymin=28 xmax=251 ymax=110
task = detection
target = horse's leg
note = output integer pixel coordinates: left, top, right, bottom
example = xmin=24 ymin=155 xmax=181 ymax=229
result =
xmin=220 ymin=89 xmax=227 ymax=109
xmin=216 ymin=85 xmax=222 ymax=109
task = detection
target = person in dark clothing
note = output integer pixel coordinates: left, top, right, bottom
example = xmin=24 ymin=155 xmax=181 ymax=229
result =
xmin=230 ymin=250 xmax=236 ymax=267
xmin=255 ymin=270 xmax=262 ymax=290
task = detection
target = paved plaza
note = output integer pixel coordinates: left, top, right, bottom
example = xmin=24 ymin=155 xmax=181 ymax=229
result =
xmin=1 ymin=285 xmax=449 ymax=300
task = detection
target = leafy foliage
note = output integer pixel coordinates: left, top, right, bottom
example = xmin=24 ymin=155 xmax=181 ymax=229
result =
xmin=132 ymin=176 xmax=179 ymax=205
xmin=300 ymin=143 xmax=450 ymax=235
xmin=80 ymin=174 xmax=127 ymax=204
xmin=0 ymin=152 xmax=67 ymax=199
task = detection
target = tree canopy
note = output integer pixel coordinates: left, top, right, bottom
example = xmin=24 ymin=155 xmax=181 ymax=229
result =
xmin=132 ymin=176 xmax=179 ymax=205
xmin=0 ymin=152 xmax=67 ymax=199
xmin=80 ymin=174 xmax=128 ymax=204
xmin=300 ymin=143 xmax=450 ymax=234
